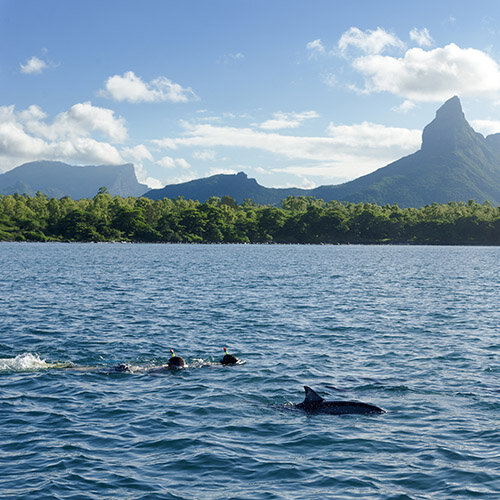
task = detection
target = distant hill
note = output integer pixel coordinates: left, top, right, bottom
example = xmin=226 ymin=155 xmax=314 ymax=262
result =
xmin=144 ymin=171 xmax=312 ymax=204
xmin=0 ymin=161 xmax=148 ymax=199
xmin=144 ymin=96 xmax=500 ymax=207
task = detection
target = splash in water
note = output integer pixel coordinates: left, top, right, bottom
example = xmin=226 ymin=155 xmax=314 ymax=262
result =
xmin=0 ymin=353 xmax=71 ymax=372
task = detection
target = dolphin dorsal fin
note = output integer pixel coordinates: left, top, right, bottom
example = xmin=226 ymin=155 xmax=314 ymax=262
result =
xmin=304 ymin=386 xmax=324 ymax=403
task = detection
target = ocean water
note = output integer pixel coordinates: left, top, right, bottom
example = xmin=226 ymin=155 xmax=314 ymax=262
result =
xmin=1 ymin=242 xmax=499 ymax=499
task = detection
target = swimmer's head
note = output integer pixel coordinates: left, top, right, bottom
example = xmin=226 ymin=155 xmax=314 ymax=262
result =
xmin=113 ymin=364 xmax=130 ymax=373
xmin=168 ymin=350 xmax=186 ymax=368
xmin=221 ymin=346 xmax=238 ymax=365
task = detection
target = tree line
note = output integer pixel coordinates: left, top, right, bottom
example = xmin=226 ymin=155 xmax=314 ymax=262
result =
xmin=0 ymin=189 xmax=499 ymax=245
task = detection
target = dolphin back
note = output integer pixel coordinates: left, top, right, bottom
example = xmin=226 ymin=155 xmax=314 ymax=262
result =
xmin=295 ymin=386 xmax=385 ymax=415
xmin=320 ymin=400 xmax=386 ymax=415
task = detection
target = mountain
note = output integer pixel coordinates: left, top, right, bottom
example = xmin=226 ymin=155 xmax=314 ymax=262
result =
xmin=0 ymin=161 xmax=148 ymax=199
xmin=144 ymin=96 xmax=500 ymax=207
xmin=313 ymin=96 xmax=500 ymax=206
xmin=144 ymin=171 xmax=312 ymax=204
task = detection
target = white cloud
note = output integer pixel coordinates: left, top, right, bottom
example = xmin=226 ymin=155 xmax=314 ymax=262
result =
xmin=351 ymin=43 xmax=500 ymax=101
xmin=133 ymin=162 xmax=162 ymax=189
xmin=121 ymin=144 xmax=153 ymax=162
xmin=152 ymin=120 xmax=421 ymax=180
xmin=409 ymin=28 xmax=433 ymax=48
xmin=175 ymin=158 xmax=191 ymax=169
xmin=338 ymin=27 xmax=405 ymax=55
xmin=259 ymin=111 xmax=319 ymax=130
xmin=326 ymin=122 xmax=420 ymax=148
xmin=157 ymin=155 xmax=176 ymax=168
xmin=142 ymin=177 xmax=163 ymax=189
xmin=156 ymin=155 xmax=191 ymax=169
xmin=18 ymin=105 xmax=47 ymax=121
xmin=392 ymin=100 xmax=416 ymax=113
xmin=20 ymin=101 xmax=127 ymax=143
xmin=59 ymin=102 xmax=128 ymax=142
xmin=100 ymin=71 xmax=198 ymax=103
xmin=470 ymin=119 xmax=500 ymax=136
xmin=306 ymin=39 xmax=326 ymax=56
xmin=0 ymin=103 xmax=126 ymax=171
xmin=20 ymin=56 xmax=48 ymax=74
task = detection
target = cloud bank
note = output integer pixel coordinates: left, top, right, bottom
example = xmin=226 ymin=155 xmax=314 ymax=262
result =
xmin=352 ymin=43 xmax=500 ymax=101
xmin=0 ymin=103 xmax=126 ymax=171
xmin=152 ymin=119 xmax=421 ymax=180
xmin=309 ymin=27 xmax=500 ymax=104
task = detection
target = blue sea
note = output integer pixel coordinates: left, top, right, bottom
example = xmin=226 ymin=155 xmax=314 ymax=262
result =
xmin=1 ymin=243 xmax=499 ymax=499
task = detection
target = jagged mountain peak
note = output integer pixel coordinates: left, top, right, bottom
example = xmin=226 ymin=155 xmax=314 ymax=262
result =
xmin=435 ymin=95 xmax=464 ymax=120
xmin=421 ymin=95 xmax=480 ymax=154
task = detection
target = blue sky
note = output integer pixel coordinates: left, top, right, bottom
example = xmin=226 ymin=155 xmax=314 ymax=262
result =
xmin=2 ymin=0 xmax=500 ymax=189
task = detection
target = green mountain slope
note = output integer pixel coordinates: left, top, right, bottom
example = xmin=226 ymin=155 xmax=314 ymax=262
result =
xmin=318 ymin=96 xmax=500 ymax=206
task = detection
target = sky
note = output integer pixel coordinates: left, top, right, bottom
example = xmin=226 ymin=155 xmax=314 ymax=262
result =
xmin=2 ymin=0 xmax=500 ymax=190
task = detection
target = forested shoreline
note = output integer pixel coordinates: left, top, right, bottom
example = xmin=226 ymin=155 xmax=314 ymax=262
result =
xmin=1 ymin=190 xmax=499 ymax=245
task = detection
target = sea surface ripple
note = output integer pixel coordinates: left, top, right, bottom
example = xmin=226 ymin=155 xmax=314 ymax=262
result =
xmin=1 ymin=243 xmax=499 ymax=499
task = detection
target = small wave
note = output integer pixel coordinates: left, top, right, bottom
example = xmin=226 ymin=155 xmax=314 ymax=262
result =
xmin=0 ymin=353 xmax=52 ymax=372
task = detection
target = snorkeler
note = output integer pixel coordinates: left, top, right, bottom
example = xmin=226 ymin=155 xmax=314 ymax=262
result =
xmin=221 ymin=346 xmax=238 ymax=365
xmin=167 ymin=349 xmax=186 ymax=369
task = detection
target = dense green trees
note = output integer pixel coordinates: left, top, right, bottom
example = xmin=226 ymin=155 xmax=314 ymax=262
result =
xmin=0 ymin=191 xmax=499 ymax=244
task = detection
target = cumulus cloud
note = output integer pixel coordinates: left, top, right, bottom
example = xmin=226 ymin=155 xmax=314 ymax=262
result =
xmin=259 ymin=111 xmax=319 ymax=130
xmin=99 ymin=71 xmax=198 ymax=103
xmin=351 ymin=43 xmax=500 ymax=101
xmin=19 ymin=101 xmax=127 ymax=143
xmin=409 ymin=28 xmax=433 ymax=47
xmin=20 ymin=56 xmax=48 ymax=74
xmin=156 ymin=155 xmax=191 ymax=169
xmin=152 ymin=120 xmax=421 ymax=180
xmin=338 ymin=27 xmax=405 ymax=55
xmin=0 ymin=103 xmax=126 ymax=171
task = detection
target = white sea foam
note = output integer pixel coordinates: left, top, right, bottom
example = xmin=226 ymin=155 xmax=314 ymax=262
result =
xmin=0 ymin=353 xmax=51 ymax=371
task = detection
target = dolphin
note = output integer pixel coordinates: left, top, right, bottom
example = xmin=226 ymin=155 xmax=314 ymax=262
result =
xmin=295 ymin=386 xmax=385 ymax=415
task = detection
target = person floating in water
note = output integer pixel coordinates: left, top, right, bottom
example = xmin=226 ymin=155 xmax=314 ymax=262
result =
xmin=110 ymin=349 xmax=186 ymax=373
xmin=221 ymin=346 xmax=238 ymax=365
